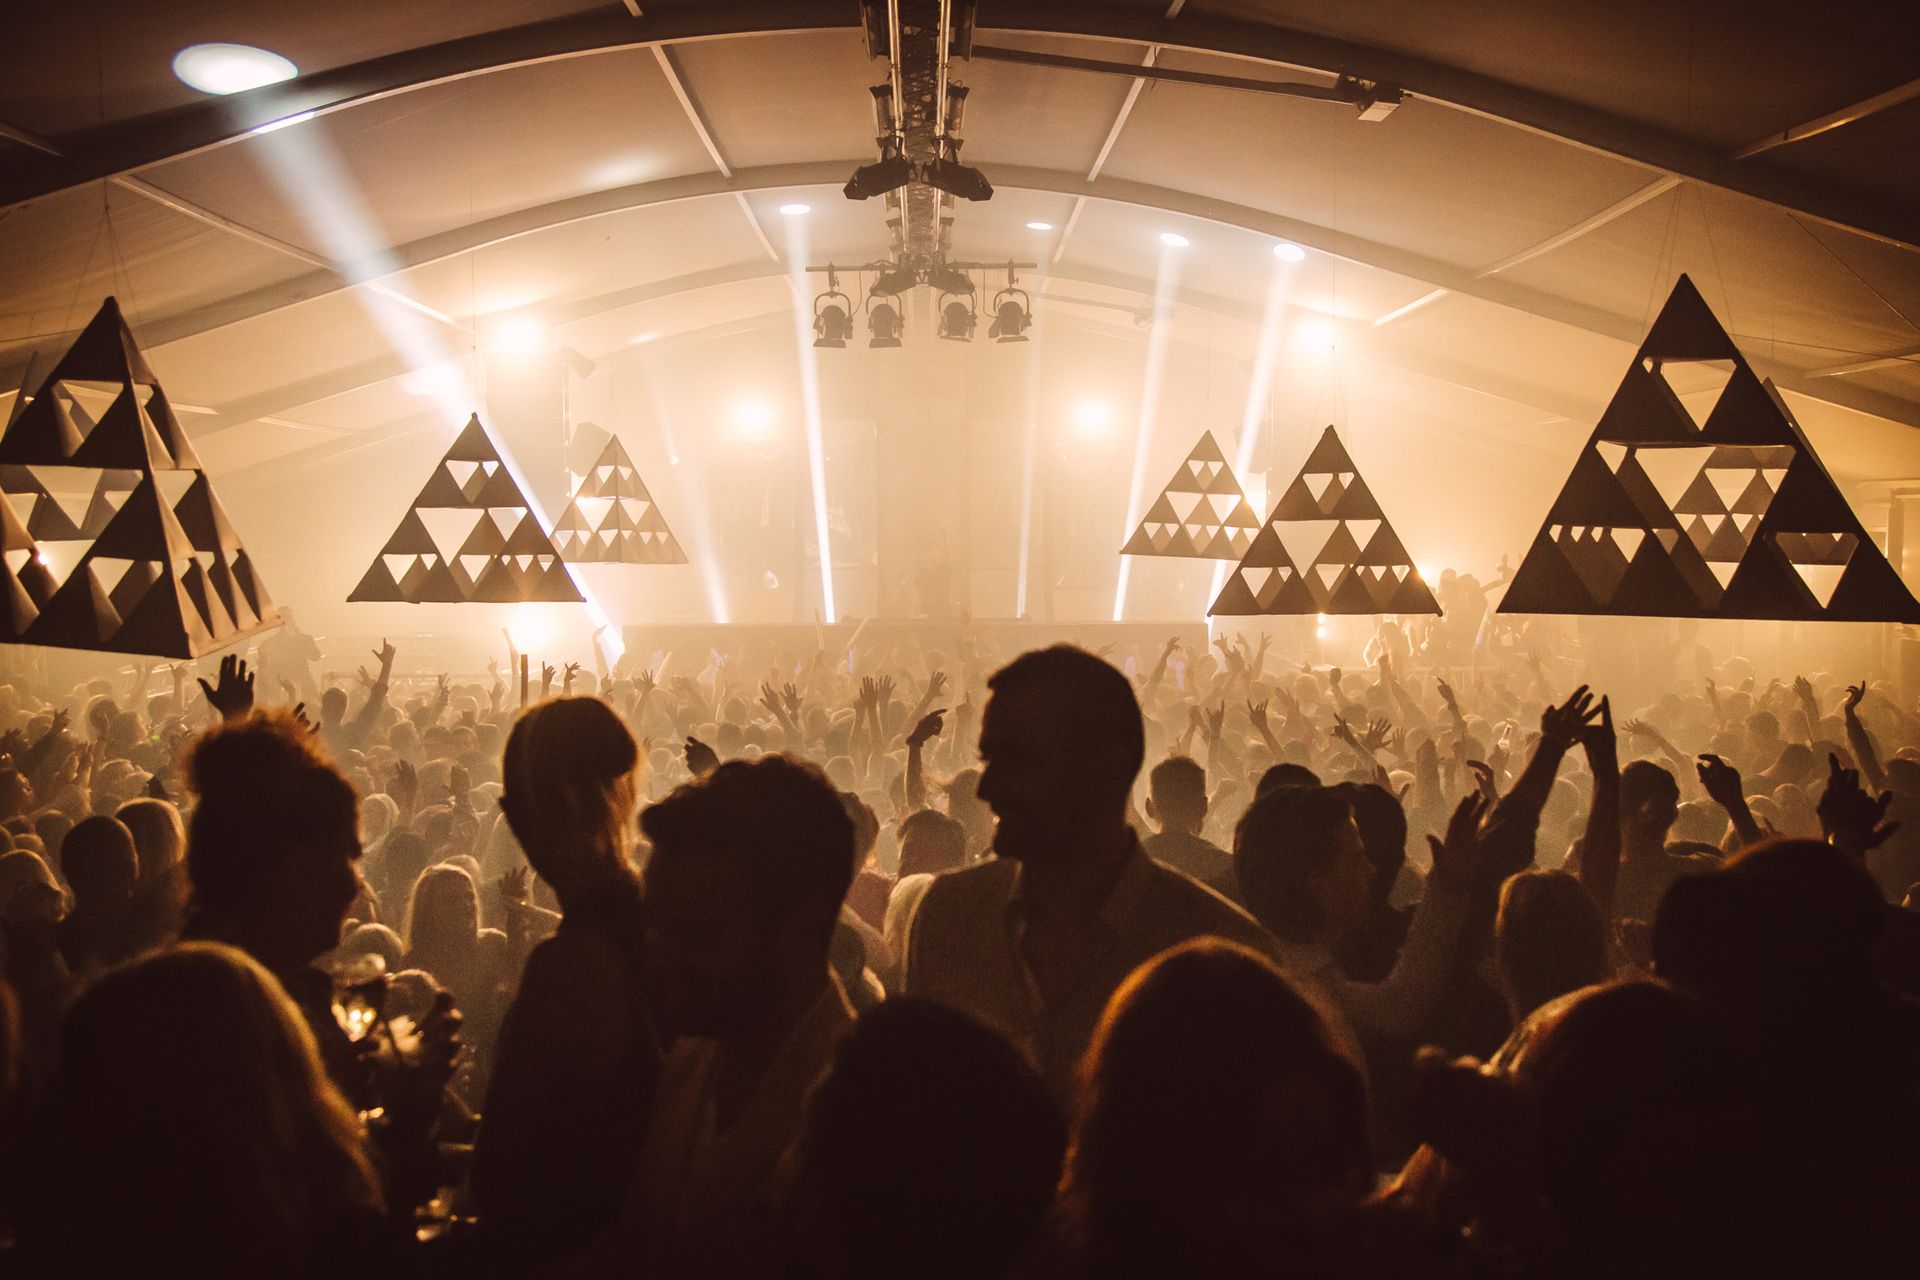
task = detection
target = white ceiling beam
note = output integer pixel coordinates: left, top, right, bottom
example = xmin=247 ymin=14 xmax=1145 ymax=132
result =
xmin=1085 ymin=46 xmax=1158 ymax=182
xmin=1733 ymin=76 xmax=1920 ymax=160
xmin=1807 ymin=348 xmax=1920 ymax=378
xmin=651 ymin=43 xmax=733 ymax=177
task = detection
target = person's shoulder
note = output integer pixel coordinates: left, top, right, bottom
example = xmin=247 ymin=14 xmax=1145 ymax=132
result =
xmin=919 ymin=858 xmax=1020 ymax=914
xmin=1138 ymin=859 xmax=1278 ymax=950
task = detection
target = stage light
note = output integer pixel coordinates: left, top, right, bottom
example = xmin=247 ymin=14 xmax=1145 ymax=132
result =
xmin=923 ymin=156 xmax=994 ymax=202
xmin=1073 ymin=402 xmax=1111 ymax=438
xmin=1316 ymin=624 xmax=1329 ymax=639
xmin=173 ymin=43 xmax=298 ymax=95
xmin=732 ymin=401 xmax=775 ymax=442
xmin=399 ymin=361 xmax=462 ymax=397
xmin=1417 ymin=563 xmax=1438 ymax=583
xmin=1273 ymin=241 xmax=1306 ymax=262
xmin=507 ymin=604 xmax=552 ymax=655
xmin=867 ymin=299 xmax=903 ymax=348
xmin=490 ymin=314 xmax=549 ymax=355
xmin=871 ymin=265 xmax=916 ymax=296
xmin=779 ymin=202 xmax=811 ymax=217
xmin=988 ymin=272 xmax=1032 ymax=343
xmin=1295 ymin=317 xmax=1336 ymax=353
xmin=937 ymin=295 xmax=977 ymax=342
xmin=1026 ymin=221 xmax=1054 ymax=231
xmin=844 ymin=155 xmax=914 ymax=200
xmin=1159 ymin=231 xmax=1190 ymax=249
xmin=928 ymin=263 xmax=975 ymax=296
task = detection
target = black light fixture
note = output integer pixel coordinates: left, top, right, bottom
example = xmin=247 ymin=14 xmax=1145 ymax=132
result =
xmin=922 ymin=153 xmax=993 ymax=202
xmin=927 ymin=261 xmax=975 ymax=296
xmin=845 ymin=153 xmax=914 ymax=200
xmin=813 ymin=268 xmax=853 ymax=349
xmin=936 ymin=291 xmax=976 ymax=342
xmin=871 ymin=264 xmax=917 ymax=296
xmin=867 ymin=298 xmax=903 ymax=348
xmin=987 ymin=267 xmax=1031 ymax=342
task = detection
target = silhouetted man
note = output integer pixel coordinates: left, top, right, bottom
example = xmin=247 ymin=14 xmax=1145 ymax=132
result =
xmin=901 ymin=646 xmax=1279 ymax=1097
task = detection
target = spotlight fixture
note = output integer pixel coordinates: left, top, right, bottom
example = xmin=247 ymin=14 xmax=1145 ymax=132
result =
xmin=172 ymin=43 xmax=298 ymax=95
xmin=1159 ymin=231 xmax=1190 ymax=249
xmin=870 ymin=265 xmax=917 ymax=297
xmin=1273 ymin=241 xmax=1307 ymax=262
xmin=845 ymin=153 xmax=915 ymax=201
xmin=937 ymin=293 xmax=977 ymax=342
xmin=927 ymin=262 xmax=975 ymax=296
xmin=813 ymin=270 xmax=854 ymax=349
xmin=923 ymin=154 xmax=994 ymax=202
xmin=1026 ymin=221 xmax=1054 ymax=231
xmin=779 ymin=202 xmax=811 ymax=217
xmin=987 ymin=268 xmax=1031 ymax=343
xmin=867 ymin=298 xmax=903 ymax=348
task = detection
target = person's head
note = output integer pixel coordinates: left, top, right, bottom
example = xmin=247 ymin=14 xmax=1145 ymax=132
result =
xmin=1506 ymin=982 xmax=1762 ymax=1275
xmin=1331 ymin=781 xmax=1408 ymax=908
xmin=1746 ymin=709 xmax=1781 ymax=748
xmin=1255 ymin=762 xmax=1321 ymax=797
xmin=639 ymin=754 xmax=854 ymax=1039
xmin=186 ymin=711 xmax=362 ymax=972
xmin=114 ymin=797 xmax=185 ymax=886
xmin=0 ymin=767 xmax=31 ymax=819
xmin=43 ymin=943 xmax=380 ymax=1273
xmin=1494 ymin=870 xmax=1610 ymax=1022
xmin=500 ymin=697 xmax=639 ymax=899
xmin=1060 ymin=941 xmax=1368 ymax=1272
xmin=978 ymin=647 xmax=1145 ymax=864
xmin=897 ymin=808 xmax=967 ymax=880
xmin=838 ymin=790 xmax=879 ymax=865
xmin=1233 ymin=786 xmax=1370 ymax=946
xmin=1146 ymin=755 xmax=1208 ymax=836
xmin=1619 ymin=760 xmax=1680 ymax=845
xmin=61 ymin=816 xmax=138 ymax=914
xmin=334 ymin=921 xmax=404 ymax=975
xmin=782 ymin=999 xmax=1064 ymax=1279
xmin=1654 ymin=837 xmax=1884 ymax=1028
xmin=403 ymin=863 xmax=480 ymax=963
xmin=319 ymin=685 xmax=348 ymax=725
xmin=1766 ymin=741 xmax=1815 ymax=784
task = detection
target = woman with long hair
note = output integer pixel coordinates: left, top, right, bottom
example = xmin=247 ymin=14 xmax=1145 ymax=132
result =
xmin=473 ymin=695 xmax=660 ymax=1262
xmin=28 ymin=942 xmax=389 ymax=1277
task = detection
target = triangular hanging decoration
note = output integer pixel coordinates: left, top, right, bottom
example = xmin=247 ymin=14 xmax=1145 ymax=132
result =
xmin=1501 ymin=274 xmax=1920 ymax=622
xmin=554 ymin=435 xmax=687 ymax=565
xmin=1121 ymin=432 xmax=1263 ymax=561
xmin=0 ymin=298 xmax=280 ymax=656
xmin=350 ymin=414 xmax=583 ymax=603
xmin=1210 ymin=425 xmax=1439 ymax=617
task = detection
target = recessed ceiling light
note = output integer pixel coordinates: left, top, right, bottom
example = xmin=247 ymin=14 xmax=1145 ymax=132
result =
xmin=1159 ymin=231 xmax=1190 ymax=248
xmin=1273 ymin=241 xmax=1306 ymax=262
xmin=779 ymin=202 xmax=811 ymax=216
xmin=172 ymin=43 xmax=299 ymax=95
xmin=1026 ymin=220 xmax=1054 ymax=231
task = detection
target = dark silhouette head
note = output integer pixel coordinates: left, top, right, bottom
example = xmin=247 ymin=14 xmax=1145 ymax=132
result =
xmin=1146 ymin=755 xmax=1208 ymax=836
xmin=1331 ymin=781 xmax=1407 ymax=908
xmin=500 ymin=697 xmax=639 ymax=901
xmin=42 ymin=942 xmax=381 ymax=1275
xmin=782 ymin=998 xmax=1064 ymax=1279
xmin=1059 ymin=940 xmax=1368 ymax=1274
xmin=185 ymin=711 xmax=361 ymax=973
xmin=1620 ymin=761 xmax=1680 ymax=845
xmin=978 ymin=647 xmax=1144 ymax=864
xmin=1494 ymin=870 xmax=1610 ymax=1022
xmin=640 ymin=754 xmax=854 ymax=1039
xmin=114 ymin=797 xmax=186 ymax=886
xmin=897 ymin=808 xmax=967 ymax=879
xmin=1233 ymin=786 xmax=1370 ymax=946
xmin=1255 ymin=762 xmax=1322 ymax=797
xmin=61 ymin=816 xmax=138 ymax=915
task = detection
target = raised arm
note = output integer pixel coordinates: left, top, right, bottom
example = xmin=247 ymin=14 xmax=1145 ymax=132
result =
xmin=1842 ymin=680 xmax=1885 ymax=792
xmin=1576 ymin=698 xmax=1621 ymax=920
xmin=1696 ymin=753 xmax=1765 ymax=849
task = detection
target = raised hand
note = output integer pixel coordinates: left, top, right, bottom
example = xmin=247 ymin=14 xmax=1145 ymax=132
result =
xmin=759 ymin=681 xmax=786 ymax=720
xmin=1817 ymin=752 xmax=1898 ymax=855
xmin=906 ymin=708 xmax=946 ymax=749
xmin=1359 ymin=718 xmax=1395 ymax=754
xmin=1464 ymin=759 xmax=1500 ymax=803
xmin=540 ymin=662 xmax=556 ymax=695
xmin=388 ymin=759 xmax=419 ymax=812
xmin=1204 ymin=703 xmax=1226 ymax=741
xmin=498 ymin=865 xmax=531 ymax=905
xmin=1844 ymin=680 xmax=1867 ymax=714
xmin=925 ymin=670 xmax=949 ymax=701
xmin=876 ymin=674 xmax=897 ymax=705
xmin=373 ymin=638 xmax=397 ymax=675
xmin=291 ymin=703 xmax=318 ymax=736
xmin=1539 ymin=685 xmax=1599 ymax=748
xmin=1576 ymin=696 xmax=1616 ymax=770
xmin=562 ymin=662 xmax=581 ymax=694
xmin=636 ymin=668 xmax=658 ymax=698
xmin=782 ymin=683 xmax=802 ymax=718
xmin=1247 ymin=699 xmax=1269 ymax=735
xmin=1435 ymin=676 xmax=1458 ymax=709
xmin=1622 ymin=717 xmax=1659 ymax=741
xmin=1427 ymin=791 xmax=1491 ymax=888
xmin=1792 ymin=675 xmax=1816 ymax=705
xmin=1694 ymin=753 xmax=1746 ymax=811
xmin=197 ymin=654 xmax=255 ymax=721
xmin=685 ymin=735 xmax=720 ymax=778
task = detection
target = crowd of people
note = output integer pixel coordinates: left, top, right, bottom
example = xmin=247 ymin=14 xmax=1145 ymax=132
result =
xmin=0 ymin=589 xmax=1917 ymax=1276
